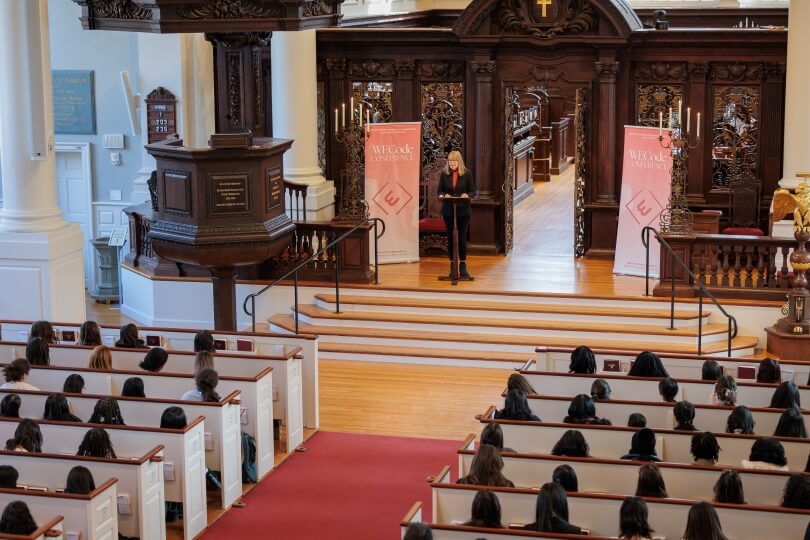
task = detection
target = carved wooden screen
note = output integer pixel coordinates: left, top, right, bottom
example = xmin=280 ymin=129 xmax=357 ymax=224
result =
xmin=574 ymin=88 xmax=588 ymax=258
xmin=420 ymin=82 xmax=464 ymax=219
xmin=317 ymin=81 xmax=325 ymax=175
xmin=352 ymin=81 xmax=393 ymax=124
xmin=710 ymin=85 xmax=759 ymax=192
xmin=636 ymin=84 xmax=684 ymax=127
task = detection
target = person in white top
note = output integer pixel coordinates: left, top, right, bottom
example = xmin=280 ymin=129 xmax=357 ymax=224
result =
xmin=0 ymin=359 xmax=39 ymax=392
xmin=741 ymin=437 xmax=790 ymax=471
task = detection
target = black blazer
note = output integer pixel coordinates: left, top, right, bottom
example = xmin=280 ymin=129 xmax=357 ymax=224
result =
xmin=438 ymin=170 xmax=475 ymax=217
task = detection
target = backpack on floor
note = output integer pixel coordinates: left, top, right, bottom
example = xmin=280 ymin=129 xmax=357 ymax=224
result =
xmin=241 ymin=432 xmax=258 ymax=483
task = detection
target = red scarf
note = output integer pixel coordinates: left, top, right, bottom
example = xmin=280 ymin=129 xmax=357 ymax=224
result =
xmin=452 ymin=171 xmax=459 ymax=190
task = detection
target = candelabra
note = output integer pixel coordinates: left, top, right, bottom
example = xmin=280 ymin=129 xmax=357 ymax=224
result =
xmin=658 ymin=101 xmax=702 ymax=236
xmin=333 ymin=99 xmax=370 ymax=222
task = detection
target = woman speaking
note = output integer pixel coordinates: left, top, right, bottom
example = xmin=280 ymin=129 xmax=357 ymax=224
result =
xmin=438 ymin=150 xmax=475 ymax=278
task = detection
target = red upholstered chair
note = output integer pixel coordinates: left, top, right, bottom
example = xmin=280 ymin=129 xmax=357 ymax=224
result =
xmin=722 ymin=181 xmax=764 ymax=236
xmin=419 ymin=157 xmax=448 ymax=254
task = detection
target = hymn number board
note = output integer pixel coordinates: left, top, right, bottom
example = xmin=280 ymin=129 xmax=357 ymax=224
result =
xmin=145 ymin=87 xmax=177 ymax=144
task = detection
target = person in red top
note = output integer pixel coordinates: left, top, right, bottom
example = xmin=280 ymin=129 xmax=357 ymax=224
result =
xmin=438 ymin=150 xmax=475 ymax=278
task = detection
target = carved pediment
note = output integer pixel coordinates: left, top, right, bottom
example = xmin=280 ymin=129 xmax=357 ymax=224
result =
xmin=497 ymin=0 xmax=597 ymax=40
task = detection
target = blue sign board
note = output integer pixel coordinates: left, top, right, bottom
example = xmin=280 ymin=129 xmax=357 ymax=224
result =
xmin=52 ymin=70 xmax=96 ymax=135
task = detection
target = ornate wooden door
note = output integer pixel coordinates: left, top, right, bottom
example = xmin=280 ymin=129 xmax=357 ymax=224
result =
xmin=502 ymin=87 xmax=519 ymax=253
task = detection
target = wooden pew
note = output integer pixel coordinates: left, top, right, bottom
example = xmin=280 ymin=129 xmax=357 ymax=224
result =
xmin=0 ymin=319 xmax=320 ymax=431
xmin=0 ymin=480 xmax=117 ymax=540
xmin=458 ymin=434 xmax=799 ymax=507
xmin=431 ymin=466 xmax=810 ymax=540
xmin=520 ymin=393 xmax=809 ymax=436
xmin=0 ymin=341 xmax=304 ymax=455
xmin=480 ymin=407 xmax=810 ymax=471
xmin=400 ymin=501 xmax=619 ymax=540
xmin=534 ymin=347 xmax=810 ymax=384
xmin=519 ymin=369 xmax=810 ymax=409
xmin=0 ymin=417 xmax=203 ymax=540
xmin=0 ymin=515 xmax=64 ymax=540
xmin=19 ymin=363 xmax=275 ymax=480
xmin=0 ymin=387 xmax=242 ymax=512
xmin=0 ymin=448 xmax=164 ymax=539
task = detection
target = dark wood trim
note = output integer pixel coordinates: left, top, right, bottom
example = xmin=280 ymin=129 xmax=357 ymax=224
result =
xmin=20 ymin=363 xmax=268 ymax=384
xmin=0 ymin=478 xmax=118 ymax=501
xmin=0 ymin=413 xmax=205 ymax=435
xmin=0 ymin=516 xmax=65 ymax=540
xmin=0 ymin=387 xmax=240 ymax=409
xmin=0 ymin=445 xmax=164 ymax=466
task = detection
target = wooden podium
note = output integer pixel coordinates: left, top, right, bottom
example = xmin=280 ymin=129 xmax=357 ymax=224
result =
xmin=438 ymin=195 xmax=474 ymax=286
xmin=145 ymin=133 xmax=295 ymax=330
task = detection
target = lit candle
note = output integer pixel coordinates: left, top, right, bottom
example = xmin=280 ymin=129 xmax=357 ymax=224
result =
xmin=359 ymin=104 xmax=363 ymax=127
xmin=659 ymin=110 xmax=663 ymax=137
xmin=334 ymin=108 xmax=338 ymax=134
xmin=350 ymin=97 xmax=354 ymax=123
xmin=697 ymin=113 xmax=701 ymax=138
xmin=366 ymin=109 xmax=370 ymax=125
xmin=686 ymin=107 xmax=691 ymax=135
xmin=668 ymin=107 xmax=672 ymax=129
xmin=341 ymin=103 xmax=345 ymax=128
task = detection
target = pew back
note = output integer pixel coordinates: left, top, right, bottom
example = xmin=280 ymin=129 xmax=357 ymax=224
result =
xmin=0 ymin=516 xmax=63 ymax=540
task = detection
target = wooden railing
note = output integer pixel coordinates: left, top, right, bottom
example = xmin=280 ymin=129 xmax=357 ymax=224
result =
xmin=655 ymin=232 xmax=796 ymax=301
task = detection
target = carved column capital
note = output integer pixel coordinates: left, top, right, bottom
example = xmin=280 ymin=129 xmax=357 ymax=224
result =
xmin=205 ymin=32 xmax=272 ymax=49
xmin=471 ymin=60 xmax=496 ymax=82
xmin=687 ymin=62 xmax=710 ymax=82
xmin=325 ymin=58 xmax=347 ymax=78
xmin=765 ymin=62 xmax=787 ymax=82
xmin=395 ymin=60 xmax=416 ymax=79
xmin=594 ymin=61 xmax=620 ymax=83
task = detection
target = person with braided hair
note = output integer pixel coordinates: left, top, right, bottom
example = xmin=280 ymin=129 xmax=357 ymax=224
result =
xmin=181 ymin=368 xmax=221 ymax=402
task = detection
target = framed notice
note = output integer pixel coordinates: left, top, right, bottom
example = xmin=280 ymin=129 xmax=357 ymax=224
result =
xmin=52 ymin=70 xmax=96 ymax=135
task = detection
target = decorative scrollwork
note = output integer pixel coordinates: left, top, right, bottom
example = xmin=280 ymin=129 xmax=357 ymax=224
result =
xmin=711 ymin=86 xmax=759 ymax=191
xmin=352 ymin=82 xmax=394 ymax=124
xmin=227 ymin=52 xmax=242 ymax=129
xmin=636 ymin=84 xmax=683 ymax=128
xmin=177 ymin=0 xmax=281 ymax=20
xmin=303 ymin=0 xmax=335 ymax=17
xmin=497 ymin=0 xmax=596 ymax=39
xmin=205 ymin=32 xmax=271 ymax=48
xmin=503 ymin=88 xmax=519 ymax=253
xmin=634 ymin=62 xmax=687 ymax=82
xmin=421 ymin=83 xmax=464 ymax=176
xmin=87 ymin=0 xmax=152 ymax=20
xmin=347 ymin=60 xmax=396 ymax=79
xmin=710 ymin=62 xmax=763 ymax=83
xmin=317 ymin=83 xmax=326 ymax=175
xmin=418 ymin=61 xmax=466 ymax=80
xmin=574 ymin=88 xmax=587 ymax=258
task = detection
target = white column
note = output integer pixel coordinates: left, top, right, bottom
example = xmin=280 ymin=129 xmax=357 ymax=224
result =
xmin=779 ymin=0 xmax=810 ymax=190
xmin=271 ymin=30 xmax=335 ymax=220
xmin=0 ymin=0 xmax=86 ymax=321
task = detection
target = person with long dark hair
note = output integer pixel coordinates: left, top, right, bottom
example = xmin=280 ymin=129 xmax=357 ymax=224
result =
xmin=462 ymin=489 xmax=502 ymax=528
xmin=0 ymin=465 xmax=18 ymax=489
xmin=658 ymin=377 xmax=678 ymax=402
xmin=1 ymin=359 xmax=38 ymax=391
xmin=457 ymin=444 xmax=514 ymax=487
xmin=0 ymin=501 xmax=38 ymax=535
xmin=62 ymin=374 xmax=85 ymax=394
xmin=619 ymin=496 xmax=654 ymax=540
xmin=771 ymin=381 xmax=801 ymax=409
xmin=726 ymin=405 xmax=755 ymax=435
xmin=89 ymin=397 xmax=125 ymax=425
xmin=757 ymin=358 xmax=781 ymax=384
xmin=742 ymin=437 xmax=788 ymax=471
xmin=78 ymin=321 xmax=102 ymax=347
xmin=569 ymin=346 xmax=596 ymax=374
xmin=621 ymin=428 xmax=661 ymax=462
xmin=121 ymin=377 xmax=146 ymax=398
xmin=494 ymin=389 xmax=540 ymax=421
xmin=480 ymin=423 xmax=514 ymax=453
xmin=782 ymin=473 xmax=810 ymax=509
xmin=438 ymin=150 xmax=475 ymax=279
xmin=64 ymin=466 xmax=96 ymax=495
xmin=673 ymin=400 xmax=697 ymax=431
xmin=77 ymin=427 xmax=116 ymax=458
xmin=29 ymin=321 xmax=56 ymax=344
xmin=403 ymin=523 xmax=432 ymax=540
xmin=25 ymin=337 xmax=49 ymax=366
xmin=0 ymin=394 xmax=21 ymax=418
xmin=774 ymin=407 xmax=807 ymax=438
xmin=713 ymin=469 xmax=745 ymax=504
xmin=193 ymin=330 xmax=216 ymax=353
xmin=182 ymin=368 xmax=221 ymax=402
xmin=194 ymin=351 xmax=215 ymax=377
xmin=551 ymin=430 xmax=589 ymax=458
xmin=523 ymin=482 xmax=581 ymax=534
xmin=115 ymin=323 xmax=145 ymax=349
xmin=635 ymin=463 xmax=668 ymax=498
xmin=551 ymin=464 xmax=578 ymax=492
xmin=507 ymin=373 xmax=536 ymax=395
xmin=702 ymin=360 xmax=722 ymax=381
xmin=5 ymin=419 xmax=42 ymax=453
xmin=691 ymin=432 xmax=721 ymax=466
xmin=140 ymin=347 xmax=169 ymax=372
xmin=43 ymin=393 xmax=81 ymax=422
xmin=160 ymin=407 xmax=188 ymax=430
xmin=563 ymin=394 xmax=610 ymax=425
xmin=711 ymin=375 xmax=737 ymax=406
xmin=682 ymin=501 xmax=728 ymax=540
xmin=628 ymin=351 xmax=668 ymax=378
xmin=590 ymin=378 xmax=611 ymax=401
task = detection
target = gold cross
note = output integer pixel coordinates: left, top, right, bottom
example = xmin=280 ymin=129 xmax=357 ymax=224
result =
xmin=536 ymin=0 xmax=552 ymax=17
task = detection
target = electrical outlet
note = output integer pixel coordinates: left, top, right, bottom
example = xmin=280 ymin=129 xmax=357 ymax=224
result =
xmin=110 ymin=152 xmax=121 ymax=166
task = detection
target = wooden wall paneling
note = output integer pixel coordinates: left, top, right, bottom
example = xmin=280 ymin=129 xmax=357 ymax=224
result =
xmin=470 ymin=57 xmax=499 ymax=254
xmin=761 ymin=62 xmax=786 ymax=211
xmin=594 ymin=58 xmax=619 ymax=205
xmin=393 ymin=59 xmax=417 ymax=123
xmin=325 ymin=58 xmax=347 ymax=188
xmin=687 ymin=62 xmax=709 ymax=205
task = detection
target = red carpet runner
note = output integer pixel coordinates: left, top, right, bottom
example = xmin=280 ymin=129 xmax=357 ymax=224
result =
xmin=201 ymin=431 xmax=459 ymax=540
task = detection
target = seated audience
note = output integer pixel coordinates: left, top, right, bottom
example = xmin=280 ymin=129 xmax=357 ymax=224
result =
xmin=590 ymin=378 xmax=611 ymax=401
xmin=194 ymin=330 xmax=216 ymax=353
xmin=403 ymin=523 xmax=432 ymax=540
xmin=726 ymin=405 xmax=755 ymax=434
xmin=77 ymin=427 xmax=116 ymax=458
xmin=673 ymin=400 xmax=697 ymax=431
xmin=480 ymin=423 xmax=514 ymax=453
xmin=115 ymin=323 xmax=145 ymax=349
xmin=774 ymin=407 xmax=807 ymax=438
xmin=0 ymin=394 xmax=21 ymax=418
xmin=194 ymin=351 xmax=216 ymax=377
xmin=635 ymin=463 xmax=668 ymax=498
xmin=713 ymin=469 xmax=745 ymax=504
xmin=78 ymin=320 xmax=103 ymax=347
xmin=742 ymin=437 xmax=788 ymax=471
xmin=523 ymin=482 xmax=582 ymax=534
xmin=88 ymin=345 xmax=112 ymax=370
xmin=551 ymin=430 xmax=590 ymax=458
xmin=627 ymin=413 xmax=647 ymax=428
xmin=0 ymin=359 xmax=38 ymax=391
xmin=711 ymin=375 xmax=737 ymax=406
xmin=29 ymin=320 xmax=57 ymax=344
xmin=0 ymin=465 xmax=18 ymax=489
xmin=25 ymin=337 xmax=49 ymax=366
xmin=756 ymin=358 xmax=781 ymax=384
xmin=140 ymin=347 xmax=169 ymax=372
xmin=681 ymin=501 xmax=728 ymax=540
xmin=494 ymin=389 xmax=540 ymax=421
xmin=160 ymin=407 xmax=188 ymax=429
xmin=507 ymin=372 xmax=536 ymax=395
xmin=121 ymin=377 xmax=146 ymax=398
xmin=781 ymin=473 xmax=810 ymax=509
xmin=569 ymin=346 xmax=596 ymax=374
xmin=628 ymin=351 xmax=668 ymax=378
xmin=564 ymin=394 xmax=611 ymax=425
xmin=64 ymin=466 xmax=96 ymax=495
xmin=62 ymin=373 xmax=85 ymax=394
xmin=0 ymin=500 xmax=38 ymax=536
xmin=621 ymin=428 xmax=661 ymax=462
xmin=43 ymin=393 xmax=81 ymax=422
xmin=658 ymin=377 xmax=678 ymax=403
xmin=619 ymin=496 xmax=654 ymax=540
xmin=691 ymin=432 xmax=720 ymax=466
xmin=463 ymin=489 xmax=503 ymax=529
xmin=457 ymin=444 xmax=514 ymax=488
xmin=770 ymin=381 xmax=801 ymax=409
xmin=702 ymin=359 xmax=722 ymax=381
xmin=551 ymin=464 xmax=578 ymax=492
xmin=182 ymin=368 xmax=221 ymax=403
xmin=89 ymin=397 xmax=125 ymax=425
xmin=5 ymin=419 xmax=43 ymax=453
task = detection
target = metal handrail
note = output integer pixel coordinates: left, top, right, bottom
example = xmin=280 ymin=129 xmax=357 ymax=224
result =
xmin=642 ymin=226 xmax=739 ymax=357
xmin=243 ymin=217 xmax=386 ymax=333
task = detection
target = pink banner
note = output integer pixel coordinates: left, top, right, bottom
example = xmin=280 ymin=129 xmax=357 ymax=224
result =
xmin=613 ymin=126 xmax=673 ymax=277
xmin=365 ymin=122 xmax=422 ymax=263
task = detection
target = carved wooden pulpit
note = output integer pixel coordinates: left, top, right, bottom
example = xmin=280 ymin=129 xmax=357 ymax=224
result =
xmin=146 ymin=134 xmax=295 ymax=330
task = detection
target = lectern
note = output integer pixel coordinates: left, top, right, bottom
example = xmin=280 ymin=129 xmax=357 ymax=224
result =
xmin=438 ymin=195 xmax=474 ymax=286
xmin=146 ymin=134 xmax=295 ymax=330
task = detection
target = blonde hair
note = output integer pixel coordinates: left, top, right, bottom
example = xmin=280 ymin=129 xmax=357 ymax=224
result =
xmin=194 ymin=351 xmax=215 ymax=377
xmin=443 ymin=150 xmax=467 ymax=176
xmin=88 ymin=346 xmax=112 ymax=370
